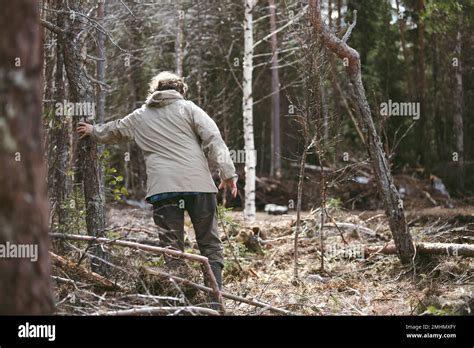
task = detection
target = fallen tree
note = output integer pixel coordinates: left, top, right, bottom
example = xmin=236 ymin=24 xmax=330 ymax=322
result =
xmin=365 ymin=242 xmax=474 ymax=258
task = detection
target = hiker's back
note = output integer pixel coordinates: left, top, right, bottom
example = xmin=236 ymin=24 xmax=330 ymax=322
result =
xmin=132 ymin=91 xmax=217 ymax=199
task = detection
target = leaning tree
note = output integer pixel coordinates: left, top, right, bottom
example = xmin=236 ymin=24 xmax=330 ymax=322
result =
xmin=310 ymin=0 xmax=415 ymax=264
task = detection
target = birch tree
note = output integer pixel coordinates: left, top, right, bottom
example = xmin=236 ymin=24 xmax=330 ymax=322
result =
xmin=243 ymin=0 xmax=257 ymax=222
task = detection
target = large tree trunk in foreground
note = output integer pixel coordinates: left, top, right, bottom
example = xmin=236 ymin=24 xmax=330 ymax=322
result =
xmin=310 ymin=0 xmax=415 ymax=264
xmin=0 ymin=0 xmax=54 ymax=314
xmin=61 ymin=0 xmax=108 ymax=275
xmin=243 ymin=0 xmax=257 ymax=222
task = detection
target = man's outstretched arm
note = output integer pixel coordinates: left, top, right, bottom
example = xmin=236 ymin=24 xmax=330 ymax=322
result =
xmin=77 ymin=109 xmax=138 ymax=144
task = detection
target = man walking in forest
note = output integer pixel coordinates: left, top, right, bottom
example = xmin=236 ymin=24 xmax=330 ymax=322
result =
xmin=77 ymin=71 xmax=238 ymax=290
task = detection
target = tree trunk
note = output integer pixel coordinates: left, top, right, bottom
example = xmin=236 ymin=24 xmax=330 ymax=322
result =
xmin=243 ymin=0 xmax=257 ymax=222
xmin=197 ymin=0 xmax=204 ymax=105
xmin=268 ymin=0 xmax=281 ymax=178
xmin=96 ymin=0 xmax=106 ymax=125
xmin=395 ymin=0 xmax=414 ymax=97
xmin=48 ymin=0 xmax=71 ymax=234
xmin=453 ymin=12 xmax=464 ymax=191
xmin=310 ymin=0 xmax=415 ymax=264
xmin=175 ymin=0 xmax=184 ymax=77
xmin=433 ymin=34 xmax=444 ymax=162
xmin=0 ymin=0 xmax=54 ymax=314
xmin=416 ymin=0 xmax=429 ymax=166
xmin=61 ymin=0 xmax=108 ymax=275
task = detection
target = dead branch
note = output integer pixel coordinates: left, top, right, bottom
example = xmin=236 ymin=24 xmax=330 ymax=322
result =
xmin=49 ymin=252 xmax=121 ymax=291
xmin=93 ymin=306 xmax=220 ymax=316
xmin=39 ymin=19 xmax=64 ymax=35
xmin=49 ymin=233 xmax=225 ymax=314
xmin=144 ymin=268 xmax=293 ymax=315
xmin=341 ymin=10 xmax=357 ymax=42
xmin=51 ymin=275 xmax=89 ymax=287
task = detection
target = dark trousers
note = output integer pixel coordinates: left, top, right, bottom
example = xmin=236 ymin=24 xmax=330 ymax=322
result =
xmin=152 ymin=193 xmax=223 ymax=267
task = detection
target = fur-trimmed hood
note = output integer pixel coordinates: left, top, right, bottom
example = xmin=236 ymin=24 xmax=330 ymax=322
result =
xmin=145 ymin=89 xmax=184 ymax=107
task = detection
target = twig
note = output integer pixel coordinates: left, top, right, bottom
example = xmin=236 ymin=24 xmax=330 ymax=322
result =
xmin=253 ymin=5 xmax=309 ymax=48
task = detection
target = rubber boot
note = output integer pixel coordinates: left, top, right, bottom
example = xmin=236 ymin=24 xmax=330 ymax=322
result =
xmin=208 ymin=262 xmax=223 ymax=311
xmin=209 ymin=262 xmax=223 ymax=290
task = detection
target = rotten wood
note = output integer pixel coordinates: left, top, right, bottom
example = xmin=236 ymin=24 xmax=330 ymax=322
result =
xmin=49 ymin=252 xmax=121 ymax=291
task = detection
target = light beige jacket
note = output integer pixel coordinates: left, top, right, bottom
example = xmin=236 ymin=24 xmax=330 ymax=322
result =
xmin=92 ymin=90 xmax=236 ymax=200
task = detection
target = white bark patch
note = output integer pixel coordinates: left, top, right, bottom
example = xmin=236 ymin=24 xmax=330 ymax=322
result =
xmin=242 ymin=0 xmax=257 ymax=222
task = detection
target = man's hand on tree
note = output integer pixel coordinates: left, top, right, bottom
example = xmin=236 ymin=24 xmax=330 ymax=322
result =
xmin=77 ymin=122 xmax=93 ymax=139
xmin=219 ymin=176 xmax=238 ymax=198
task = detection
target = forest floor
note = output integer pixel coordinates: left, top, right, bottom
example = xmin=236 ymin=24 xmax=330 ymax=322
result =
xmin=52 ymin=203 xmax=473 ymax=316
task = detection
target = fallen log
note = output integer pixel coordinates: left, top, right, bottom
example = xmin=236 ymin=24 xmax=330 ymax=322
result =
xmin=49 ymin=252 xmax=121 ymax=291
xmin=144 ymin=267 xmax=293 ymax=315
xmin=93 ymin=306 xmax=219 ymax=316
xmin=365 ymin=242 xmax=474 ymax=258
xmin=49 ymin=233 xmax=225 ymax=314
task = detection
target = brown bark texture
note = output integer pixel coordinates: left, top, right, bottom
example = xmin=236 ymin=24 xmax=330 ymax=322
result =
xmin=0 ymin=0 xmax=54 ymax=314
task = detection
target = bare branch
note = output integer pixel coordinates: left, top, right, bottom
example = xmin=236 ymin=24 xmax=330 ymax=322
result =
xmin=39 ymin=19 xmax=64 ymax=35
xmin=342 ymin=10 xmax=357 ymax=43
xmin=253 ymin=5 xmax=308 ymax=48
